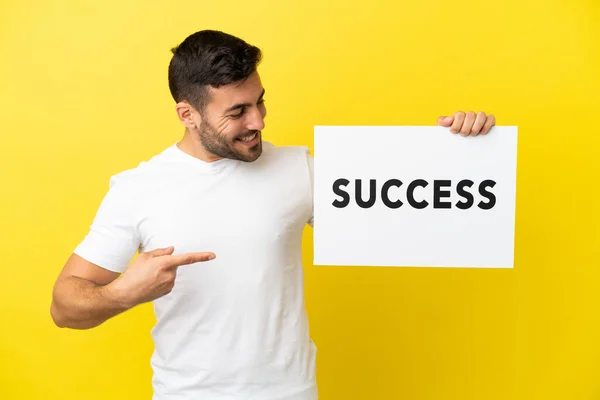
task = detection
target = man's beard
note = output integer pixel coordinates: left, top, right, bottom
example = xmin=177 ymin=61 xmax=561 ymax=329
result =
xmin=197 ymin=119 xmax=262 ymax=162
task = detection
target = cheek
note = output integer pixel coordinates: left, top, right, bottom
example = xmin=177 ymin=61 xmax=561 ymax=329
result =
xmin=218 ymin=120 xmax=241 ymax=141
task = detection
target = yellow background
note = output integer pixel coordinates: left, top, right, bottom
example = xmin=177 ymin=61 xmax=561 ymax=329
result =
xmin=1 ymin=0 xmax=599 ymax=399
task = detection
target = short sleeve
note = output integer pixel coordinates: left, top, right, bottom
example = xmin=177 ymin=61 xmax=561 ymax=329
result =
xmin=306 ymin=149 xmax=314 ymax=227
xmin=73 ymin=174 xmax=141 ymax=273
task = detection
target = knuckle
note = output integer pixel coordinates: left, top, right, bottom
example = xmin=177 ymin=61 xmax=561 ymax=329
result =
xmin=466 ymin=111 xmax=476 ymax=118
xmin=158 ymin=261 xmax=170 ymax=270
xmin=149 ymin=263 xmax=161 ymax=274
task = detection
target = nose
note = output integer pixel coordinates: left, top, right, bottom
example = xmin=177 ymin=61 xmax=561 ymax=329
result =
xmin=245 ymin=106 xmax=265 ymax=132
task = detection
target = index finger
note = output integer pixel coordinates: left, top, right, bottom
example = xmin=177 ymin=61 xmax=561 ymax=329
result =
xmin=163 ymin=252 xmax=216 ymax=269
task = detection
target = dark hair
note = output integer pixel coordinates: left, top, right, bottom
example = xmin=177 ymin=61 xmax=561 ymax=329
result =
xmin=168 ymin=30 xmax=262 ymax=111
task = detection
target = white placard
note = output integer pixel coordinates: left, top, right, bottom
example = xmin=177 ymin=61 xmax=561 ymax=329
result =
xmin=313 ymin=125 xmax=518 ymax=268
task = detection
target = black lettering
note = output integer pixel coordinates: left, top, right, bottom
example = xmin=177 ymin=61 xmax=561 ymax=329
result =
xmin=356 ymin=179 xmax=377 ymax=208
xmin=433 ymin=180 xmax=451 ymax=209
xmin=407 ymin=179 xmax=429 ymax=209
xmin=381 ymin=179 xmax=403 ymax=209
xmin=332 ymin=178 xmax=350 ymax=208
xmin=478 ymin=180 xmax=497 ymax=210
xmin=456 ymin=179 xmax=474 ymax=210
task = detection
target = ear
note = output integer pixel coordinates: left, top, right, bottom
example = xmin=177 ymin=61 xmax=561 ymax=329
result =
xmin=175 ymin=101 xmax=200 ymax=129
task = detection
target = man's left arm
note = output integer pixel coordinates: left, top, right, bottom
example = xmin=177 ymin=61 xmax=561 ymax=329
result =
xmin=437 ymin=111 xmax=496 ymax=136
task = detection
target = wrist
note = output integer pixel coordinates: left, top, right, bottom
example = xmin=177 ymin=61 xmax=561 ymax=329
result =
xmin=101 ymin=279 xmax=136 ymax=310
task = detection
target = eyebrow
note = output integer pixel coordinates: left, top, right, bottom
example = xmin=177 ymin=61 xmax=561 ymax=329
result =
xmin=224 ymin=89 xmax=266 ymax=114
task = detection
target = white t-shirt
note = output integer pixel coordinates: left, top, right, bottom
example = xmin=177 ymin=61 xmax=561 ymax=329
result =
xmin=74 ymin=141 xmax=317 ymax=400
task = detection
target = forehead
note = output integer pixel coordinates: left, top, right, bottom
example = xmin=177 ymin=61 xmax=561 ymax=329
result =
xmin=206 ymin=71 xmax=263 ymax=109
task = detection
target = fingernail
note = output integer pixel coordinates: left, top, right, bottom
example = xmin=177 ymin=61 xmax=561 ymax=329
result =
xmin=209 ymin=255 xmax=216 ymax=260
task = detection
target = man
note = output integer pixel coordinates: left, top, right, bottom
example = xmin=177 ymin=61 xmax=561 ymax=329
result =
xmin=50 ymin=30 xmax=496 ymax=399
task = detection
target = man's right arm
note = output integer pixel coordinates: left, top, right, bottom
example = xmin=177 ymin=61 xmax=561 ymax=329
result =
xmin=51 ymin=247 xmax=216 ymax=330
xmin=50 ymin=253 xmax=132 ymax=330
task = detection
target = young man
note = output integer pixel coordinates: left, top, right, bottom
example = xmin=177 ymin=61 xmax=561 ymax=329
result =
xmin=50 ymin=30 xmax=496 ymax=400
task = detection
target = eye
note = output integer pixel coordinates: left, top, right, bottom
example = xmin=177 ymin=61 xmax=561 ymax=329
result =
xmin=231 ymin=109 xmax=245 ymax=119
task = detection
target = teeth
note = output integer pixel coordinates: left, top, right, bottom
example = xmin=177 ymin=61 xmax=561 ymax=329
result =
xmin=240 ymin=133 xmax=257 ymax=142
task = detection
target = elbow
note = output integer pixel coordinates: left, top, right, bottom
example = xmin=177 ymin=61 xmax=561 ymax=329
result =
xmin=50 ymin=282 xmax=79 ymax=329
xmin=50 ymin=301 xmax=68 ymax=328
xmin=50 ymin=282 xmax=68 ymax=328
xmin=50 ymin=300 xmax=98 ymax=330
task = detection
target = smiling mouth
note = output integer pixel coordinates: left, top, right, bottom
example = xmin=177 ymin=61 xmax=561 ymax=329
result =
xmin=236 ymin=132 xmax=260 ymax=146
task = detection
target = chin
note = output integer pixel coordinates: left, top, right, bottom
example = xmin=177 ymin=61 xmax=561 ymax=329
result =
xmin=243 ymin=144 xmax=262 ymax=162
xmin=231 ymin=135 xmax=263 ymax=162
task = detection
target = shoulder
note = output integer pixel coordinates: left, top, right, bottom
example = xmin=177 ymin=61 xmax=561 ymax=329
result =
xmin=259 ymin=141 xmax=312 ymax=164
xmin=104 ymin=145 xmax=180 ymax=194
xmin=253 ymin=141 xmax=313 ymax=185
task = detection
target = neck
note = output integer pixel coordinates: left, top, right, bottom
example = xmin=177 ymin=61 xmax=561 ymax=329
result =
xmin=177 ymin=129 xmax=223 ymax=163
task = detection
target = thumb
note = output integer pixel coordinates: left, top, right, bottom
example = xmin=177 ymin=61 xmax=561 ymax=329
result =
xmin=145 ymin=246 xmax=175 ymax=258
xmin=437 ymin=115 xmax=454 ymax=127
